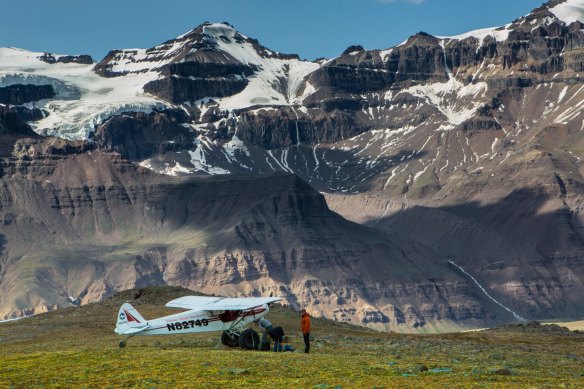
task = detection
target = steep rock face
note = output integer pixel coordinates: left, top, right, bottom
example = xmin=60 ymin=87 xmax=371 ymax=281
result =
xmin=141 ymin=58 xmax=257 ymax=104
xmin=144 ymin=75 xmax=249 ymax=104
xmin=499 ymin=5 xmax=583 ymax=72
xmin=306 ymin=32 xmax=449 ymax=97
xmin=234 ymin=107 xmax=371 ymax=149
xmin=0 ymin=106 xmax=42 ymax=134
xmin=38 ymin=53 xmax=93 ymax=65
xmin=0 ymin=106 xmax=42 ymax=171
xmin=93 ymin=109 xmax=196 ymax=161
xmin=0 ymin=84 xmax=55 ymax=105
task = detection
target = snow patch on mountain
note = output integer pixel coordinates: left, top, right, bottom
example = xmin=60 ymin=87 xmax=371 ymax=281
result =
xmin=188 ymin=147 xmax=230 ymax=175
xmin=549 ymin=0 xmax=584 ymax=24
xmin=205 ymin=24 xmax=319 ymax=109
xmin=105 ymin=49 xmax=169 ymax=74
xmin=218 ymin=59 xmax=316 ymax=109
xmin=398 ymin=43 xmax=488 ymax=131
xmin=37 ymin=99 xmax=165 ymax=140
xmin=139 ymin=159 xmax=196 ymax=176
xmin=224 ymin=135 xmax=250 ymax=157
xmin=0 ymin=47 xmax=167 ymax=140
xmin=439 ymin=25 xmax=511 ymax=46
xmin=379 ymin=48 xmax=393 ymax=61
xmin=104 ymin=30 xmax=196 ymax=74
xmin=408 ymin=82 xmax=488 ymax=130
xmin=439 ymin=0 xmax=583 ymax=45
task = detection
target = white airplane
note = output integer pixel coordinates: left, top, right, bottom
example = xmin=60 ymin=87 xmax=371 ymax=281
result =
xmin=114 ymin=295 xmax=281 ymax=349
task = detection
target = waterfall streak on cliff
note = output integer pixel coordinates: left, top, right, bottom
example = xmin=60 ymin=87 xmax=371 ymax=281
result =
xmin=448 ymin=259 xmax=527 ymax=322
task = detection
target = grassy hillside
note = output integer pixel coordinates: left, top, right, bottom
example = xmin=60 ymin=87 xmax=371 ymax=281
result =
xmin=1 ymin=286 xmax=583 ymax=388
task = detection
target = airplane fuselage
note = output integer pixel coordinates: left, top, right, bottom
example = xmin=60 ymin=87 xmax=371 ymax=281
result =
xmin=115 ymin=304 xmax=269 ymax=336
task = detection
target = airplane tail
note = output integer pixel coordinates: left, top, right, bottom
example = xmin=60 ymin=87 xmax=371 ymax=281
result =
xmin=115 ymin=303 xmax=149 ymax=335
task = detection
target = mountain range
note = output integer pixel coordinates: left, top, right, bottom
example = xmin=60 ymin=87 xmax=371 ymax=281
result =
xmin=1 ymin=0 xmax=583 ymax=331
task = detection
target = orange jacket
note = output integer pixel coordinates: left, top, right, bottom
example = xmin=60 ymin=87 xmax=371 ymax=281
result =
xmin=301 ymin=312 xmax=311 ymax=333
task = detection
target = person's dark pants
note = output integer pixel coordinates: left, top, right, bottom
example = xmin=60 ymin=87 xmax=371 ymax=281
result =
xmin=273 ymin=336 xmax=282 ymax=352
xmin=303 ymin=332 xmax=310 ymax=353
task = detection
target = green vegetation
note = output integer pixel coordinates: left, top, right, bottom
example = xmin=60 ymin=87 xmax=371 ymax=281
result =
xmin=1 ymin=287 xmax=583 ymax=388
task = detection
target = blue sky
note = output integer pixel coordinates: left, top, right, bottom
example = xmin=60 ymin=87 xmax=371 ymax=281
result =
xmin=1 ymin=0 xmax=544 ymax=61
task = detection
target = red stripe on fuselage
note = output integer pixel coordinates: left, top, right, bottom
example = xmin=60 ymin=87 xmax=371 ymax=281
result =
xmin=243 ymin=307 xmax=266 ymax=317
xmin=139 ymin=309 xmax=267 ymax=333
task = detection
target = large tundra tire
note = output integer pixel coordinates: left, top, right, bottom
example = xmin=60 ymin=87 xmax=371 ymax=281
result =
xmin=239 ymin=328 xmax=260 ymax=350
xmin=221 ymin=331 xmax=240 ymax=348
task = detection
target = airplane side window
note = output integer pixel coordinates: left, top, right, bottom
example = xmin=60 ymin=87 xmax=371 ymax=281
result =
xmin=218 ymin=310 xmax=242 ymax=322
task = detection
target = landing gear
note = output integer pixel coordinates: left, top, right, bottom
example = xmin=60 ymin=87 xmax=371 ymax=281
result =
xmin=221 ymin=328 xmax=259 ymax=350
xmin=239 ymin=328 xmax=260 ymax=350
xmin=221 ymin=330 xmax=240 ymax=348
xmin=119 ymin=335 xmax=133 ymax=348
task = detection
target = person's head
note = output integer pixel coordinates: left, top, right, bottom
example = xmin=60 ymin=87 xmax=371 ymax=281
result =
xmin=301 ymin=309 xmax=306 ymax=315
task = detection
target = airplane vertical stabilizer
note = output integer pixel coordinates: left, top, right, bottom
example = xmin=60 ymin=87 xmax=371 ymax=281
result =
xmin=115 ymin=303 xmax=149 ymax=334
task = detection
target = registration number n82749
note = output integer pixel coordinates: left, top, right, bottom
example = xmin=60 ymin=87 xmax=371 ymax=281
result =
xmin=167 ymin=319 xmax=209 ymax=331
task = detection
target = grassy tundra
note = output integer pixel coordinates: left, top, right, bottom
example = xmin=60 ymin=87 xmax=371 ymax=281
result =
xmin=1 ymin=287 xmax=583 ymax=388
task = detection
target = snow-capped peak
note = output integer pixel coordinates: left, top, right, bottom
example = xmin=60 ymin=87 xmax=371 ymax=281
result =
xmin=201 ymin=24 xmax=264 ymax=66
xmin=175 ymin=22 xmax=239 ymax=40
xmin=434 ymin=0 xmax=583 ymax=46
xmin=96 ymin=22 xmax=275 ymax=76
xmin=173 ymin=22 xmax=321 ymax=109
xmin=0 ymin=22 xmax=321 ymax=141
xmin=202 ymin=22 xmax=243 ymax=40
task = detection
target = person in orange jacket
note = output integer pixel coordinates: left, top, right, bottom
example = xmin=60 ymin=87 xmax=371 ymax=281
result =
xmin=300 ymin=308 xmax=311 ymax=353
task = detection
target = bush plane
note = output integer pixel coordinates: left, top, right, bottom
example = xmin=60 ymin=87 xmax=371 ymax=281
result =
xmin=115 ymin=296 xmax=281 ymax=349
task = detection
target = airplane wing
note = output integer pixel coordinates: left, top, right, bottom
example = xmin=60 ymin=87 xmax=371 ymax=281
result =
xmin=165 ymin=296 xmax=224 ymax=310
xmin=166 ymin=296 xmax=282 ymax=311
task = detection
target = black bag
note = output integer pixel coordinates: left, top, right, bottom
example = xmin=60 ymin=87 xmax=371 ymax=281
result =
xmin=269 ymin=326 xmax=284 ymax=340
xmin=260 ymin=339 xmax=271 ymax=351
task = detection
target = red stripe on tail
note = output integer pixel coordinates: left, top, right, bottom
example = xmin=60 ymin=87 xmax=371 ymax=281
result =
xmin=124 ymin=310 xmax=141 ymax=323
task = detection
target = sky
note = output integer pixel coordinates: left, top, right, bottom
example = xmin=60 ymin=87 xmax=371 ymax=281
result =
xmin=1 ymin=0 xmax=545 ymax=62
